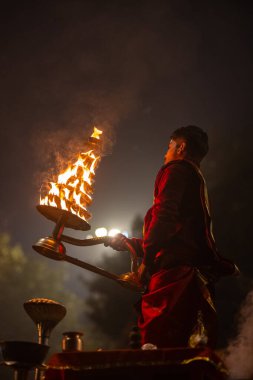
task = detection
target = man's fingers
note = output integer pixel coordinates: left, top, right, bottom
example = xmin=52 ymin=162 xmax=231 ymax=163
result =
xmin=104 ymin=233 xmax=129 ymax=251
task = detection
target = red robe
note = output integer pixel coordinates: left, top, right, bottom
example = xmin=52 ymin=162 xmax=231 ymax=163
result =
xmin=131 ymin=160 xmax=235 ymax=348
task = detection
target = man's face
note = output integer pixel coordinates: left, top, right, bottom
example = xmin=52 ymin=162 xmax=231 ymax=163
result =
xmin=164 ymin=138 xmax=185 ymax=164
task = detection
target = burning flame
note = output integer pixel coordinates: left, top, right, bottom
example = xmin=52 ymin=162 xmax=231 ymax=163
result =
xmin=40 ymin=127 xmax=102 ymax=222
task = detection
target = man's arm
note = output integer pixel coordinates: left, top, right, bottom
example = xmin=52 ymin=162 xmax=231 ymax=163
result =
xmin=142 ymin=162 xmax=189 ymax=268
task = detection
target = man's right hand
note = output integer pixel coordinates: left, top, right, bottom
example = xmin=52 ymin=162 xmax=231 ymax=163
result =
xmin=104 ymin=233 xmax=130 ymax=252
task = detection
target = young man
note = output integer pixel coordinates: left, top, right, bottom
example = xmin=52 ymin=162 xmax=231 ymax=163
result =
xmin=108 ymin=126 xmax=238 ymax=348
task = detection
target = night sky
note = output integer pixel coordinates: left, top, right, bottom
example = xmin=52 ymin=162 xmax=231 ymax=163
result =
xmin=0 ymin=1 xmax=252 ymax=271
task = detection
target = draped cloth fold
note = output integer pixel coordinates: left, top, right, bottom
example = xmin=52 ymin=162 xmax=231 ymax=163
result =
xmin=138 ymin=266 xmax=217 ymax=348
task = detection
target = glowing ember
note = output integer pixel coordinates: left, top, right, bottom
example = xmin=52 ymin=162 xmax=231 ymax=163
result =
xmin=40 ymin=127 xmax=102 ymax=222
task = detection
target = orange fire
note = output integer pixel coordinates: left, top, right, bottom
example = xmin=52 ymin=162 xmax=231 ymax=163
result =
xmin=40 ymin=127 xmax=102 ymax=222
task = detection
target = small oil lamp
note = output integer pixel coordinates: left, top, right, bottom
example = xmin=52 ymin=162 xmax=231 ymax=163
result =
xmin=23 ymin=298 xmax=67 ymax=346
xmin=23 ymin=298 xmax=66 ymax=380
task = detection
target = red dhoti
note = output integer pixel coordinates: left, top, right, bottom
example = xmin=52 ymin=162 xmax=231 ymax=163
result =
xmin=138 ymin=266 xmax=217 ymax=348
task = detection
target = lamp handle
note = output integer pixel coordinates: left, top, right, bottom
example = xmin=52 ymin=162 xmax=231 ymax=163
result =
xmin=60 ymin=234 xmax=139 ymax=275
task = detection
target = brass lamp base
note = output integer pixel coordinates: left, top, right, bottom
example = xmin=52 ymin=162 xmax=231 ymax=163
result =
xmin=33 ymin=237 xmax=66 ymax=260
xmin=37 ymin=205 xmax=90 ymax=231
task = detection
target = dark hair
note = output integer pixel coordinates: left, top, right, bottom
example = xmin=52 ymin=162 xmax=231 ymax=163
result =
xmin=171 ymin=125 xmax=209 ymax=161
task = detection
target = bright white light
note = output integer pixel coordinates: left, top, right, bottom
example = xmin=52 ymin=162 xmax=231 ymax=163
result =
xmin=86 ymin=234 xmax=94 ymax=239
xmin=95 ymin=227 xmax=108 ymax=237
xmin=108 ymin=228 xmax=121 ymax=237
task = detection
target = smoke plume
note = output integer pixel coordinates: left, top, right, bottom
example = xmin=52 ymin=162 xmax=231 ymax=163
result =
xmin=225 ymin=289 xmax=253 ymax=379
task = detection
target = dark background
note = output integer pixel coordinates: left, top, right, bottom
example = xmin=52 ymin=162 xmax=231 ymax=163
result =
xmin=0 ymin=0 xmax=252 ymax=356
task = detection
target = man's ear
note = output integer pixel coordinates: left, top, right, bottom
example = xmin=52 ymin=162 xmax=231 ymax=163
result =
xmin=177 ymin=141 xmax=186 ymax=154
